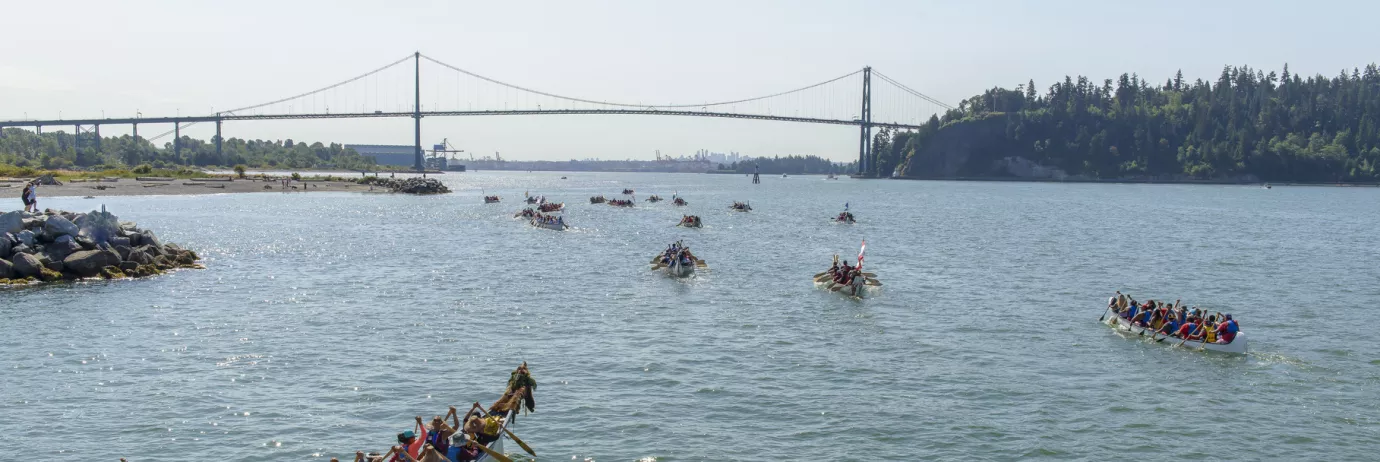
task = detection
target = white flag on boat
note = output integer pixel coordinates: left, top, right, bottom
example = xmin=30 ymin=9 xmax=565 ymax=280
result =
xmin=858 ymin=240 xmax=866 ymax=269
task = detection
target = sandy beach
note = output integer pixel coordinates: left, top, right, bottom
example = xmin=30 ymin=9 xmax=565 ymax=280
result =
xmin=0 ymin=177 xmax=380 ymax=199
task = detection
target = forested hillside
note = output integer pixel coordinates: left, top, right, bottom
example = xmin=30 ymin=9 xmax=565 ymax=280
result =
xmin=867 ymin=64 xmax=1380 ymax=182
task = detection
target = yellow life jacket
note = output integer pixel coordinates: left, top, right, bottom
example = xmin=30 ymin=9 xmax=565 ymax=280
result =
xmin=1205 ymin=324 xmax=1216 ymax=343
xmin=481 ymin=416 xmax=501 ymax=436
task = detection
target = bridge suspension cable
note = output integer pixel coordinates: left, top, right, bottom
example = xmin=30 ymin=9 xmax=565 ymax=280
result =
xmin=132 ymin=53 xmax=954 ymax=142
xmin=145 ymin=53 xmax=416 ymax=141
xmin=872 ymin=71 xmax=954 ymax=110
xmin=421 ymin=53 xmax=862 ymax=110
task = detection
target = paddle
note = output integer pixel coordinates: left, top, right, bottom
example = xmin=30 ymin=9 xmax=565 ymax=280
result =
xmin=861 ymin=272 xmax=876 ymax=278
xmin=1172 ymin=320 xmax=1198 ymax=348
xmin=503 ymin=427 xmax=536 ymax=457
xmin=865 ymin=279 xmax=882 ymax=286
xmin=813 ymin=271 xmax=829 ymax=278
xmin=473 ymin=441 xmax=513 ymax=462
xmin=1147 ymin=326 xmax=1162 ymax=342
xmin=695 ymin=259 xmax=708 ymax=267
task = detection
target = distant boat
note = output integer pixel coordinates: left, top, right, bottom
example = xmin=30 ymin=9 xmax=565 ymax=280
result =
xmin=782 ymin=173 xmax=788 ymax=178
xmin=827 ymin=173 xmax=837 ymax=180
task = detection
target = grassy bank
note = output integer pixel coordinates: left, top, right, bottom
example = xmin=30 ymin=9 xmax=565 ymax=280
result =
xmin=0 ymin=164 xmax=215 ymax=181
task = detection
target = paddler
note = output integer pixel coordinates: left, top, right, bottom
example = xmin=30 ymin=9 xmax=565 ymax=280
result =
xmin=1218 ymin=314 xmax=1239 ymax=343
xmin=445 ymin=431 xmax=483 ymax=461
xmin=421 ymin=407 xmax=459 ymax=456
xmin=388 ymin=417 xmax=428 ymax=462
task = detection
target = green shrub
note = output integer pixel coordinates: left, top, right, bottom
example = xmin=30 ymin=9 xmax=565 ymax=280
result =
xmin=233 ymin=165 xmax=247 ymax=178
xmin=133 ymin=164 xmax=153 ymax=174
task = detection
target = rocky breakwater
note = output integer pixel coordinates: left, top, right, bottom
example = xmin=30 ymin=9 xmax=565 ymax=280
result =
xmin=0 ymin=207 xmax=202 ymax=285
xmin=355 ymin=176 xmax=451 ymax=194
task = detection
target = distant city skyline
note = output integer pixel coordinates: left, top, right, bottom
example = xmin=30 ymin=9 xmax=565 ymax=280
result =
xmin=3 ymin=0 xmax=1378 ymax=162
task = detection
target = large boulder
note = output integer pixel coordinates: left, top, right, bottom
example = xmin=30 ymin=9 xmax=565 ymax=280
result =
xmin=114 ymin=244 xmax=132 ymax=261
xmin=16 ymin=230 xmax=35 ymax=247
xmin=0 ymin=236 xmax=9 ymax=259
xmin=43 ymin=260 xmax=63 ymax=273
xmin=75 ymin=209 xmax=121 ymax=244
xmin=128 ymin=249 xmax=154 ymax=265
xmin=136 ymin=244 xmax=165 ymax=258
xmin=11 ymin=253 xmax=43 ymax=278
xmin=0 ymin=258 xmax=13 ymax=278
xmin=43 ymin=214 xmax=79 ymax=238
xmin=109 ymin=236 xmax=131 ymax=248
xmin=141 ymin=230 xmax=162 ymax=248
xmin=62 ymin=249 xmax=122 ymax=278
xmin=0 ymin=211 xmax=22 ymax=234
xmin=44 ymin=240 xmax=82 ymax=263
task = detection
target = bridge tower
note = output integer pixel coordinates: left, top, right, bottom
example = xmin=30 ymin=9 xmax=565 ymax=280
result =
xmin=214 ymin=116 xmax=223 ymax=160
xmin=413 ymin=51 xmax=424 ymax=172
xmin=857 ymin=66 xmax=872 ymax=176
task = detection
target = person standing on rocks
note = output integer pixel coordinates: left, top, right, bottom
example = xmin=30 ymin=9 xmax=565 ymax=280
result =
xmin=25 ymin=181 xmax=37 ymax=213
xmin=20 ymin=182 xmax=32 ymax=212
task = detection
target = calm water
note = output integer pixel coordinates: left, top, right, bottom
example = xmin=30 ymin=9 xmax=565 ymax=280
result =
xmin=3 ymin=172 xmax=1379 ymax=461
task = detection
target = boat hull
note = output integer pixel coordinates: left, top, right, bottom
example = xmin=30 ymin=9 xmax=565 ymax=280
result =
xmin=1104 ymin=312 xmax=1248 ymax=354
xmin=665 ymin=259 xmax=695 ymax=278
xmin=815 ymin=278 xmax=866 ymax=298
xmin=530 ymin=220 xmax=568 ymax=231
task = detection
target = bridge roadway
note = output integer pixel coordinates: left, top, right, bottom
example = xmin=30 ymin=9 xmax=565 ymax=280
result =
xmin=0 ymin=109 xmax=925 ymax=130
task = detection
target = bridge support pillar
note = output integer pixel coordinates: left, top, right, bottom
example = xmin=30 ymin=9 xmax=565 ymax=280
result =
xmin=95 ymin=124 xmax=101 ymax=156
xmin=413 ymin=51 xmax=423 ymax=172
xmin=132 ymin=123 xmax=137 ymax=143
xmin=36 ymin=125 xmax=42 ymax=135
xmin=215 ymin=118 xmax=223 ymax=160
xmin=174 ymin=122 xmax=181 ymax=159
xmin=857 ymin=66 xmax=872 ymax=176
xmin=75 ymin=124 xmax=81 ymax=155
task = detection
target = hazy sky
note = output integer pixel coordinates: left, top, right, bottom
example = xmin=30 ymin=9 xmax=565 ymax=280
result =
xmin=2 ymin=0 xmax=1376 ymax=162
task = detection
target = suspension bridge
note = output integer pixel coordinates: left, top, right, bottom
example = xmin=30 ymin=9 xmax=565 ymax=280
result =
xmin=0 ymin=52 xmax=952 ymax=175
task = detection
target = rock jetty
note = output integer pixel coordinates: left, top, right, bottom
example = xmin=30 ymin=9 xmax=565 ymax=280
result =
xmin=355 ymin=177 xmax=451 ymax=194
xmin=0 ymin=207 xmax=201 ymax=285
